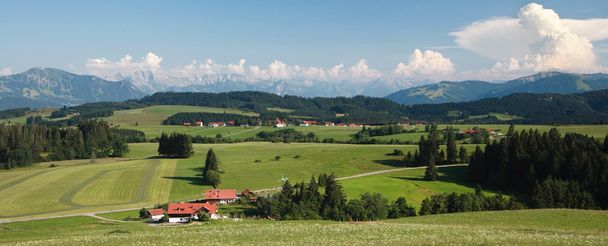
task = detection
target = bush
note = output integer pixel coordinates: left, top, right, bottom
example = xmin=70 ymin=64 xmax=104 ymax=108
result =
xmin=294 ymin=155 xmax=301 ymax=159
xmin=274 ymin=155 xmax=281 ymax=161
xmin=254 ymin=159 xmax=262 ymax=163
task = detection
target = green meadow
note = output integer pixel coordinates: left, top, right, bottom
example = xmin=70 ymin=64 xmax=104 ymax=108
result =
xmin=1 ymin=209 xmax=606 ymax=245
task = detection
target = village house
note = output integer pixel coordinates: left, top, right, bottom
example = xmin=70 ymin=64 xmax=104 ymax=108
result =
xmin=166 ymin=202 xmax=218 ymax=223
xmin=274 ymin=118 xmax=286 ymax=128
xmin=148 ymin=208 xmax=166 ymax=222
xmin=299 ymin=120 xmax=318 ymax=126
xmin=205 ymin=189 xmax=238 ymax=204
xmin=183 ymin=122 xmax=191 ymax=126
xmin=208 ymin=122 xmax=226 ymax=127
xmin=324 ymin=122 xmax=335 ymax=127
xmin=195 ymin=121 xmax=204 ymax=127
xmin=227 ymin=120 xmax=236 ymax=126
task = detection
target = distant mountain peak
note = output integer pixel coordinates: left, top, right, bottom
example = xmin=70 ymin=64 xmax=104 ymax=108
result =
xmin=386 ymin=72 xmax=608 ymax=105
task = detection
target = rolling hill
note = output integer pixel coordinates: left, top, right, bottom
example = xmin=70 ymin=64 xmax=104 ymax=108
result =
xmin=386 ymin=72 xmax=608 ymax=105
xmin=0 ymin=68 xmax=146 ymax=110
xmin=406 ymin=89 xmax=608 ymax=124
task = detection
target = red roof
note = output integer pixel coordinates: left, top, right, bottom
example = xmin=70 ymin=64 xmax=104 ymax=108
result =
xmin=205 ymin=189 xmax=237 ymax=201
xmin=148 ymin=208 xmax=165 ymax=216
xmin=302 ymin=120 xmax=318 ymax=124
xmin=167 ymin=202 xmax=217 ymax=215
xmin=202 ymin=202 xmax=218 ymax=214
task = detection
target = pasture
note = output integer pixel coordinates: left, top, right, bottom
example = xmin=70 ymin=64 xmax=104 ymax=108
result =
xmin=93 ymin=105 xmax=608 ymax=141
xmin=341 ymin=165 xmax=503 ymax=209
xmin=1 ymin=209 xmax=607 ymax=245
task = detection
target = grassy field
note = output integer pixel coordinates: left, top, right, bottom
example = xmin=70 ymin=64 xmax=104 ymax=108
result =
xmin=0 ymin=107 xmax=73 ymax=124
xmin=103 ymin=105 xmax=258 ymax=127
xmin=93 ymin=105 xmax=608 ymax=141
xmin=0 ymin=142 xmax=483 ymax=220
xmin=1 ymin=209 xmax=606 ymax=245
xmin=341 ymin=165 xmax=502 ymax=208
xmin=0 ymin=158 xmax=176 ymax=219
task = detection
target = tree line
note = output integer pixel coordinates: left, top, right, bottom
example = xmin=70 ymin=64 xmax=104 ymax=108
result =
xmin=256 ymin=173 xmax=417 ymax=221
xmin=256 ymin=173 xmax=524 ymax=221
xmin=0 ymin=119 xmax=130 ymax=169
xmin=0 ymin=107 xmax=29 ymax=119
xmin=468 ymin=126 xmax=608 ymax=209
xmin=162 ymin=112 xmax=262 ymax=126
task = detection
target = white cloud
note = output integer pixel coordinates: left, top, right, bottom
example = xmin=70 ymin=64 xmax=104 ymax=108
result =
xmin=0 ymin=67 xmax=12 ymax=76
xmin=451 ymin=3 xmax=608 ymax=76
xmin=393 ymin=49 xmax=454 ymax=80
xmin=86 ymin=52 xmax=164 ymax=80
xmin=85 ymin=52 xmax=387 ymax=83
xmin=349 ymin=59 xmax=382 ymax=81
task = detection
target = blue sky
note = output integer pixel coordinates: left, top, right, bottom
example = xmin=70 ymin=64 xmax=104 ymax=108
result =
xmin=1 ymin=0 xmax=607 ymax=81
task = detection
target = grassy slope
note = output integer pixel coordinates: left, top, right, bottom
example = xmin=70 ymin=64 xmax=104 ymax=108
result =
xmin=1 ymin=210 xmax=606 ymax=245
xmin=0 ymin=108 xmax=73 ymax=124
xmin=0 ymin=159 xmax=176 ymax=219
xmin=103 ymin=105 xmax=258 ymax=127
xmin=341 ymin=165 xmax=501 ymax=209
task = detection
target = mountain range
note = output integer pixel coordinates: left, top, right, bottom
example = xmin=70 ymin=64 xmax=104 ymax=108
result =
xmin=2 ymin=68 xmax=608 ymax=111
xmin=386 ymin=72 xmax=608 ymax=105
xmin=0 ymin=68 xmax=145 ymax=110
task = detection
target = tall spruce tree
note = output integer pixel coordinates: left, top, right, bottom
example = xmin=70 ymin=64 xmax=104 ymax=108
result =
xmin=604 ymin=135 xmax=608 ymax=153
xmin=446 ymin=129 xmax=458 ymax=163
xmin=320 ymin=173 xmax=346 ymax=221
xmin=203 ymin=148 xmax=220 ymax=186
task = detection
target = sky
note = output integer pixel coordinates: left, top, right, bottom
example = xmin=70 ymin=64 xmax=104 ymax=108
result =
xmin=1 ymin=0 xmax=608 ymax=82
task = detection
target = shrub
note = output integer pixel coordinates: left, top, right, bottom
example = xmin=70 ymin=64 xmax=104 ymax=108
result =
xmin=274 ymin=155 xmax=281 ymax=161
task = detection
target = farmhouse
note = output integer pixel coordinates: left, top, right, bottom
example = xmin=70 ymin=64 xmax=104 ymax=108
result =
xmin=208 ymin=122 xmax=226 ymax=127
xmin=167 ymin=202 xmax=218 ymax=223
xmin=324 ymin=122 xmax=335 ymax=127
xmin=300 ymin=120 xmax=318 ymax=126
xmin=205 ymin=189 xmax=238 ymax=204
xmin=195 ymin=121 xmax=204 ymax=127
xmin=274 ymin=118 xmax=286 ymax=128
xmin=148 ymin=208 xmax=166 ymax=222
xmin=183 ymin=122 xmax=191 ymax=126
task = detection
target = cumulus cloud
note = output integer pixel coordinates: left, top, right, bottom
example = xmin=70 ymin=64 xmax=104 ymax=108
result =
xmin=393 ymin=49 xmax=454 ymax=80
xmin=0 ymin=67 xmax=12 ymax=76
xmin=86 ymin=52 xmax=164 ymax=80
xmin=452 ymin=3 xmax=608 ymax=76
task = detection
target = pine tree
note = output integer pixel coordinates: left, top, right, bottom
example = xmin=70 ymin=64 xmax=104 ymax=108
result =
xmin=424 ymin=163 xmax=438 ymax=181
xmin=603 ymin=135 xmax=608 ymax=153
xmin=203 ymin=148 xmax=219 ymax=176
xmin=320 ymin=173 xmax=346 ymax=221
xmin=446 ymin=129 xmax=458 ymax=163
xmin=203 ymin=148 xmax=220 ymax=186
xmin=419 ymin=198 xmax=432 ymax=215
xmin=458 ymin=146 xmax=468 ymax=163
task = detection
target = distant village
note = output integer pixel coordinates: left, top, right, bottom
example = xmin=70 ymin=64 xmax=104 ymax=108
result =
xmin=182 ymin=118 xmax=366 ymax=128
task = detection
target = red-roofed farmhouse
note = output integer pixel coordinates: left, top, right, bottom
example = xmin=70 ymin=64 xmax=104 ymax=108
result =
xmin=205 ymin=189 xmax=238 ymax=204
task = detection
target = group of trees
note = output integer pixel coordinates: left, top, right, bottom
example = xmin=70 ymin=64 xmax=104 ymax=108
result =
xmin=401 ymin=126 xmax=469 ymax=181
xmin=256 ymin=174 xmax=416 ymax=221
xmin=256 ymin=129 xmax=319 ymax=143
xmin=162 ymin=112 xmax=262 ymax=126
xmin=157 ymin=133 xmax=193 ymax=158
xmin=419 ymin=188 xmax=524 ymax=215
xmin=0 ymin=120 xmax=129 ymax=169
xmin=354 ymin=125 xmax=415 ymax=141
xmin=468 ymin=126 xmax=608 ymax=209
xmin=0 ymin=107 xmax=29 ymax=119
xmin=202 ymin=149 xmax=221 ymax=188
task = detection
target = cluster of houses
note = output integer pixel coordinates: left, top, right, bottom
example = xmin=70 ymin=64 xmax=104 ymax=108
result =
xmin=183 ymin=120 xmax=239 ymax=127
xmin=148 ymin=188 xmax=256 ymax=223
xmin=273 ymin=118 xmax=364 ymax=128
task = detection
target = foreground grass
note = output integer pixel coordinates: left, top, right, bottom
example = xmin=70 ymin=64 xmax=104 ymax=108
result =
xmin=0 ymin=210 xmax=606 ymax=245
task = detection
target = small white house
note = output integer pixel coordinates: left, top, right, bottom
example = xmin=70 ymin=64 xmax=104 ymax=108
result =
xmin=148 ymin=208 xmax=165 ymax=221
